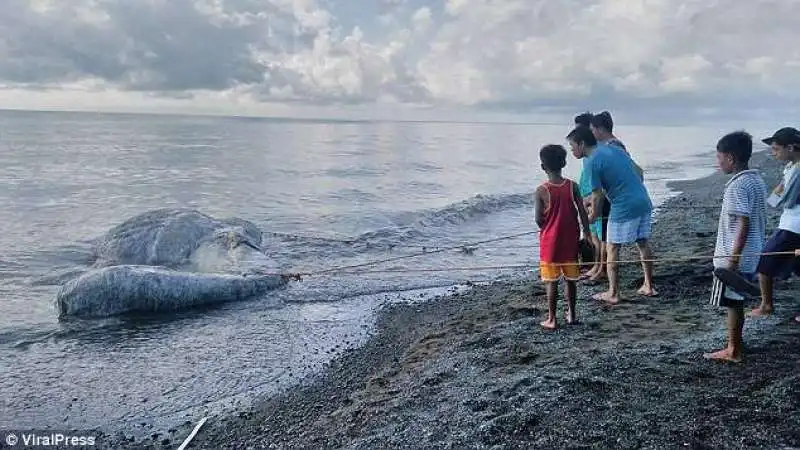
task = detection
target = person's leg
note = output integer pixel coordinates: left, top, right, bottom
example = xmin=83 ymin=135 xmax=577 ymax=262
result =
xmin=730 ymin=303 xmax=745 ymax=360
xmin=565 ymin=279 xmax=577 ymax=324
xmin=586 ymin=218 xmax=604 ymax=279
xmin=539 ymin=263 xmax=558 ymax=329
xmin=754 ymin=273 xmax=774 ymax=316
xmin=593 ymin=216 xmax=625 ymax=304
xmin=631 ymin=214 xmax=657 ymax=296
xmin=593 ymin=205 xmax=611 ymax=282
xmin=751 ymin=230 xmax=798 ymax=316
xmin=593 ymin=242 xmax=621 ymax=304
xmin=563 ymin=263 xmax=580 ymax=324
xmin=704 ymin=289 xmax=745 ymax=362
xmin=541 ymin=281 xmax=558 ymax=329
xmin=586 ymin=233 xmax=602 ymax=278
xmin=634 ymin=239 xmax=658 ymax=295
xmin=704 ymin=304 xmax=744 ymax=362
xmin=590 ymin=236 xmax=607 ymax=282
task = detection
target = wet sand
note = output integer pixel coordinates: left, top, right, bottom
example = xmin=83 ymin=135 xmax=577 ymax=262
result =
xmin=112 ymin=152 xmax=799 ymax=449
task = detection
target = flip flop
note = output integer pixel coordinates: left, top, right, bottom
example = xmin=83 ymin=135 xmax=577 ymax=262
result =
xmin=713 ymin=268 xmax=761 ymax=297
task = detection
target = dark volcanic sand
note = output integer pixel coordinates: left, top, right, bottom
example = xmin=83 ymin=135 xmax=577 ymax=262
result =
xmin=109 ymin=152 xmax=799 ymax=449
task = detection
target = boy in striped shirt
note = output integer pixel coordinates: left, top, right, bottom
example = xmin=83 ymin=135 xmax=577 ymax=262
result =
xmin=706 ymin=131 xmax=767 ymax=363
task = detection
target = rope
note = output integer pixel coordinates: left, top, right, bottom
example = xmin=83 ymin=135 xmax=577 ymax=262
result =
xmin=263 ymin=205 xmax=723 ymax=250
xmin=279 ymin=231 xmax=538 ymax=278
xmin=309 ymin=230 xmax=539 ymax=275
xmin=281 ymin=250 xmax=798 ymax=278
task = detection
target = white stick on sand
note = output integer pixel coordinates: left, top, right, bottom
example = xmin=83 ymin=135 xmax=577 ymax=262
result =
xmin=177 ymin=417 xmax=208 ymax=450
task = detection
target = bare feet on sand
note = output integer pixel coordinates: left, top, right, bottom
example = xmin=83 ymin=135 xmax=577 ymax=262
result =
xmin=702 ymin=348 xmax=742 ymax=363
xmin=593 ymin=291 xmax=619 ymax=305
xmin=540 ymin=318 xmax=557 ymax=330
xmin=565 ymin=307 xmax=576 ymax=325
xmin=637 ymin=285 xmax=658 ymax=297
xmin=748 ymin=307 xmax=773 ymax=317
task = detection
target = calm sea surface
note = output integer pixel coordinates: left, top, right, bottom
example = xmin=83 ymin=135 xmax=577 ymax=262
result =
xmin=0 ymin=110 xmax=769 ymax=434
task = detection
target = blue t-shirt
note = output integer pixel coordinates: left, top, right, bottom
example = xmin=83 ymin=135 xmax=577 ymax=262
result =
xmin=584 ymin=144 xmax=652 ymax=222
xmin=578 ymin=166 xmax=593 ymax=198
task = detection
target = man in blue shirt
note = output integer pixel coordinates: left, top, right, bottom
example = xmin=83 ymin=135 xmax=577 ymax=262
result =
xmin=589 ymin=111 xmax=644 ymax=180
xmin=567 ymin=126 xmax=658 ymax=304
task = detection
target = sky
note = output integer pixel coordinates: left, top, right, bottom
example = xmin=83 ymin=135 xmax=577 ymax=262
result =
xmin=1 ymin=0 xmax=798 ymax=123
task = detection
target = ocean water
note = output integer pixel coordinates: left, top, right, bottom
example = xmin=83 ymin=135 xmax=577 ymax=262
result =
xmin=0 ymin=110 xmax=762 ymax=435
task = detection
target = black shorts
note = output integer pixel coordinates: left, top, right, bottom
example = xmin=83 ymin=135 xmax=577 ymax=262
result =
xmin=710 ymin=271 xmax=754 ymax=308
xmin=757 ymin=229 xmax=800 ymax=280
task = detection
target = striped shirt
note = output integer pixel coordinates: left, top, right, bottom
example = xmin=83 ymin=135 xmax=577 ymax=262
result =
xmin=713 ymin=169 xmax=768 ymax=273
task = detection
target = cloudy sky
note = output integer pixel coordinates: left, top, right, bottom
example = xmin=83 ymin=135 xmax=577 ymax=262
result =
xmin=1 ymin=0 xmax=798 ymax=121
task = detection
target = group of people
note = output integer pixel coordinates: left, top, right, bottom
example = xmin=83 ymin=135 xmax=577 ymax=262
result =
xmin=533 ymin=110 xmax=800 ymax=363
xmin=534 ymin=110 xmax=658 ymax=330
xmin=706 ymin=127 xmax=799 ymax=362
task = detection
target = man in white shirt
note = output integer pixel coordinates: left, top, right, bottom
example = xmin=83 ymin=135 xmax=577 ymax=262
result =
xmin=750 ymin=127 xmax=800 ymax=318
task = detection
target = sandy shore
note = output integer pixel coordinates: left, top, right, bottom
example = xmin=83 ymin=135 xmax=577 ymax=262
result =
xmin=111 ymin=152 xmax=799 ymax=449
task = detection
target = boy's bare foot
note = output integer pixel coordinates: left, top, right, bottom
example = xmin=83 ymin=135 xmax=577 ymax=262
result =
xmin=702 ymin=348 xmax=742 ymax=363
xmin=540 ymin=318 xmax=557 ymax=330
xmin=592 ymin=291 xmax=620 ymax=304
xmin=566 ymin=315 xmax=577 ymax=325
xmin=794 ymin=315 xmax=800 ymax=324
xmin=637 ymin=285 xmax=659 ymax=297
xmin=748 ymin=307 xmax=773 ymax=317
xmin=589 ymin=272 xmax=606 ymax=282
xmin=564 ymin=306 xmax=576 ymax=324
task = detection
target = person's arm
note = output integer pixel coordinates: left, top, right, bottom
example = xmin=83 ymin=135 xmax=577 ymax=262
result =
xmin=729 ymin=215 xmax=750 ymax=271
xmin=585 ymin=156 xmax=605 ymax=223
xmin=534 ymin=186 xmax=546 ymax=229
xmin=573 ymin=183 xmax=592 ymax=239
xmin=588 ymin=189 xmax=604 ymax=223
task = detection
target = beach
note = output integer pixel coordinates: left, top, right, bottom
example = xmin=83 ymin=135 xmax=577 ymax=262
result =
xmin=108 ymin=151 xmax=798 ymax=449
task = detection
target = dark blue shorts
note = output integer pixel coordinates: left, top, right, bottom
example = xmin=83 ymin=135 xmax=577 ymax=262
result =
xmin=756 ymin=229 xmax=800 ymax=280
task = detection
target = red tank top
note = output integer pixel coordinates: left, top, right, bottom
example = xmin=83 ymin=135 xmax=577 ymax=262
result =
xmin=539 ymin=180 xmax=580 ymax=263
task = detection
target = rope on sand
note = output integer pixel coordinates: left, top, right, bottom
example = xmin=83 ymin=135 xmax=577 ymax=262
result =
xmin=277 ymin=242 xmax=799 ymax=279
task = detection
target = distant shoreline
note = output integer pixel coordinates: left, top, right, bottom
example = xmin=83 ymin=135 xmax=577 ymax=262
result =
xmin=0 ymin=107 xmax=785 ymax=129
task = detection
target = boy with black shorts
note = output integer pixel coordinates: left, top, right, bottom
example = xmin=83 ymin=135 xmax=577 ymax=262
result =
xmin=706 ymin=131 xmax=767 ymax=363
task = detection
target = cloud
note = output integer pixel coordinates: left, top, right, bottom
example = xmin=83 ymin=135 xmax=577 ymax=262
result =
xmin=0 ymin=0 xmax=798 ymax=114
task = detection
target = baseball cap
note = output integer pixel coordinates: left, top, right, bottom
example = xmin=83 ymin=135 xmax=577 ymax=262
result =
xmin=762 ymin=127 xmax=800 ymax=146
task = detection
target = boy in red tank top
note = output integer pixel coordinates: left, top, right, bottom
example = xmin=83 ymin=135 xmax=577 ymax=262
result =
xmin=534 ymin=145 xmax=592 ymax=329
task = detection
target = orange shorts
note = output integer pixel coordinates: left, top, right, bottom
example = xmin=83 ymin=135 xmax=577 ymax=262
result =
xmin=540 ymin=261 xmax=580 ymax=282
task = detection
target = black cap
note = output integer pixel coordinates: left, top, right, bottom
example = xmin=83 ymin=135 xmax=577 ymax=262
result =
xmin=762 ymin=127 xmax=800 ymax=146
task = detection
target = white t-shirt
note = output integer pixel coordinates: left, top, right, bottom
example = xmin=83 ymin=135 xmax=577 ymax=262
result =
xmin=713 ymin=169 xmax=768 ymax=273
xmin=778 ymin=162 xmax=800 ymax=234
